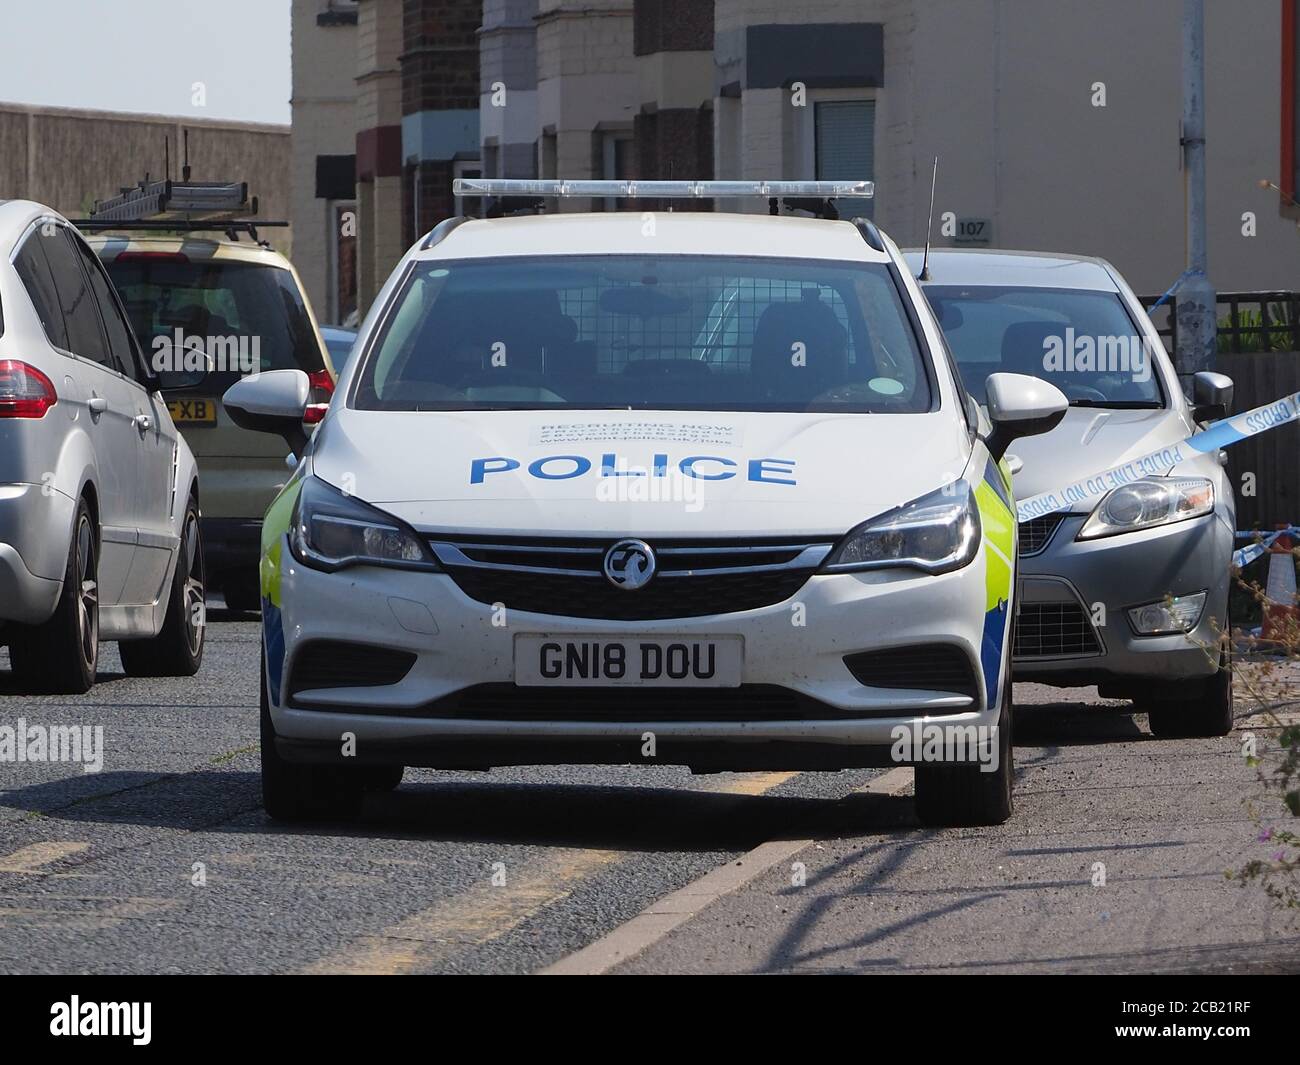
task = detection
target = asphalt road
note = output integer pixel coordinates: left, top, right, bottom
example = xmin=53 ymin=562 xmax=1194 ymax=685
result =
xmin=0 ymin=606 xmax=1296 ymax=975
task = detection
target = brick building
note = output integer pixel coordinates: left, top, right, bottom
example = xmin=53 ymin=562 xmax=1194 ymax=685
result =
xmin=292 ymin=0 xmax=1300 ymax=317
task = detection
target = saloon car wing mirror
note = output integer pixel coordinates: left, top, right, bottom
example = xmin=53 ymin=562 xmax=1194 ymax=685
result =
xmin=1192 ymin=371 xmax=1233 ymax=423
xmin=983 ymin=372 xmax=1068 ymax=461
xmin=222 ymin=369 xmax=311 ymax=456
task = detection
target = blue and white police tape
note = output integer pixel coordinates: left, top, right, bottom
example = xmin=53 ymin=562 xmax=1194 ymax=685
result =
xmin=1232 ymin=526 xmax=1300 ymax=569
xmin=1015 ymin=390 xmax=1300 ymax=523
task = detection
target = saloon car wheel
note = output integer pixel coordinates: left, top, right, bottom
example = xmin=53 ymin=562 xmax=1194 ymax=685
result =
xmin=9 ymin=497 xmax=98 ymax=694
xmin=120 ymin=498 xmax=206 ymax=678
xmin=1146 ymin=646 xmax=1233 ymax=739
xmin=260 ymin=649 xmax=364 ymax=822
xmin=913 ymin=685 xmax=1014 ymax=828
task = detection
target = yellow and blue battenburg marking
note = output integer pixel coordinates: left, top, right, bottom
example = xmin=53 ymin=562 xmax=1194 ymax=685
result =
xmin=259 ymin=472 xmax=305 ymax=705
xmin=974 ymin=456 xmax=1015 ymax=709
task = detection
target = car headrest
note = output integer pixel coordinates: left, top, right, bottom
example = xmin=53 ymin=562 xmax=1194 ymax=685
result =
xmin=1000 ymin=320 xmax=1066 ymax=378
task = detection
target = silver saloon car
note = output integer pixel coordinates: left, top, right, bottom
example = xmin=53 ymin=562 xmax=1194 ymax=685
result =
xmin=910 ymin=249 xmax=1235 ymax=738
xmin=0 ymin=201 xmax=205 ymax=693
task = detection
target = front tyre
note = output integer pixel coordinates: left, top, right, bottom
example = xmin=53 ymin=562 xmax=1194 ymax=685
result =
xmin=119 ymin=498 xmax=206 ymax=677
xmin=260 ymin=648 xmax=364 ymax=822
xmin=913 ymin=687 xmax=1014 ymax=828
xmin=1146 ymin=648 xmax=1233 ymax=738
xmin=9 ymin=496 xmax=98 ymax=694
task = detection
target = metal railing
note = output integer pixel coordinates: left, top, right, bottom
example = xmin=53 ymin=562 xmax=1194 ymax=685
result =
xmin=1141 ymin=291 xmax=1300 ymax=355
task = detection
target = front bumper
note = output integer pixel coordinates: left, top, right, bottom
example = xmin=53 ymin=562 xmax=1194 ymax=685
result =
xmin=1014 ymin=510 xmax=1232 ymax=686
xmin=263 ymin=537 xmax=1005 ymax=770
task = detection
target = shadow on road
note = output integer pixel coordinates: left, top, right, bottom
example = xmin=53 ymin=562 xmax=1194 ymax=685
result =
xmin=0 ymin=767 xmax=917 ymax=852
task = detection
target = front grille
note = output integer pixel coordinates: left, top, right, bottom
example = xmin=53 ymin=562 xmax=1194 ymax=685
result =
xmin=1018 ymin=514 xmax=1065 ymax=556
xmin=430 ymin=536 xmax=832 ymax=621
xmin=1013 ymin=603 xmax=1102 ymax=658
xmin=317 ymin=683 xmax=942 ymax=722
xmin=288 ymin=640 xmax=416 ymax=698
xmin=843 ymin=644 xmax=979 ymax=699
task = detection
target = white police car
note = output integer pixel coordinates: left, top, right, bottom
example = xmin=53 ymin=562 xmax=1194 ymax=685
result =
xmin=223 ymin=180 xmax=1068 ymax=826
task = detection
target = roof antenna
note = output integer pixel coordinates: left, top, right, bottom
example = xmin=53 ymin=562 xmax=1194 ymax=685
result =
xmin=918 ymin=156 xmax=938 ymax=281
xmin=182 ymin=129 xmax=191 ymax=182
xmin=164 ymin=135 xmax=170 ymax=183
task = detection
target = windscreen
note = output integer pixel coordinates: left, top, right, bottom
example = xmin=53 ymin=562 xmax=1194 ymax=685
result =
xmin=353 ymin=255 xmax=933 ymax=413
xmin=923 ymin=285 xmax=1164 ymax=408
xmin=104 ymin=257 xmax=324 ymax=395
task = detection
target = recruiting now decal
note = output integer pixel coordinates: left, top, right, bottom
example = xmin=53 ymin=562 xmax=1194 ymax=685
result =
xmin=1015 ymin=391 xmax=1300 ymax=523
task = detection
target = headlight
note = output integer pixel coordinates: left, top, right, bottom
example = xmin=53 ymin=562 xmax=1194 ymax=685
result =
xmin=290 ymin=476 xmax=438 ymax=572
xmin=1077 ymin=477 xmax=1214 ymax=540
xmin=823 ymin=480 xmax=981 ymax=574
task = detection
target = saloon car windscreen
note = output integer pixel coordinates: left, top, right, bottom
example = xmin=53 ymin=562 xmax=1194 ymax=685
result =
xmin=924 ymin=285 xmax=1165 ymax=408
xmin=354 ymin=256 xmax=933 ymax=412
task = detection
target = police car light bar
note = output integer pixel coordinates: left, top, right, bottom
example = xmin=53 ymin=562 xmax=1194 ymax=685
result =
xmin=452 ymin=178 xmax=874 ymax=200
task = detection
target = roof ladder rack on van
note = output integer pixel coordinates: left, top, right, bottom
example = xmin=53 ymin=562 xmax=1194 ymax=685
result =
xmin=71 ymin=173 xmax=287 ymax=247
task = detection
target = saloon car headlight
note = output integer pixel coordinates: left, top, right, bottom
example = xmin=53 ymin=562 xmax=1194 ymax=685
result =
xmin=290 ymin=476 xmax=438 ymax=571
xmin=823 ymin=481 xmax=981 ymax=574
xmin=1077 ymin=477 xmax=1214 ymax=540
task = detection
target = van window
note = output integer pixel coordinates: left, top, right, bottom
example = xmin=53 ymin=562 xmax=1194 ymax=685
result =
xmin=103 ymin=257 xmax=323 ymax=395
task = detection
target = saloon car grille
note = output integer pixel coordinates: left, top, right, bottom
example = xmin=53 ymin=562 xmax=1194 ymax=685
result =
xmin=429 ymin=536 xmax=833 ymax=621
xmin=1017 ymin=514 xmax=1065 ymax=556
xmin=1013 ymin=603 xmax=1103 ymax=658
xmin=842 ymin=645 xmax=979 ymax=699
xmin=288 ymin=640 xmax=417 ymax=698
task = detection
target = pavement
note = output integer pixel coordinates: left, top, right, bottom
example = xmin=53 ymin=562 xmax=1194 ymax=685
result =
xmin=0 ymin=603 xmax=1296 ymax=975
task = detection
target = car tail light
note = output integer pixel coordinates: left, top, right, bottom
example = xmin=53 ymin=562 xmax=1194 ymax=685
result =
xmin=0 ymin=360 xmax=57 ymax=418
xmin=303 ymin=368 xmax=334 ymax=425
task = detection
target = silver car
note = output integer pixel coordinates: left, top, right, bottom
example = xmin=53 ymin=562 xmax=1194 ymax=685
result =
xmin=0 ymin=201 xmax=205 ymax=693
xmin=910 ymin=249 xmax=1235 ymax=738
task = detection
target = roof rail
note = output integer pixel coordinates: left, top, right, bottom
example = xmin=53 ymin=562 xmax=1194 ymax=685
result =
xmin=421 ymin=215 xmax=470 ymax=250
xmin=70 ymin=219 xmax=287 ymax=247
xmin=854 ymin=218 xmax=886 ymax=253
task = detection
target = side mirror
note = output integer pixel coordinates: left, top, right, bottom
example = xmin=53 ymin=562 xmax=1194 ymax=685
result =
xmin=222 ymin=369 xmax=310 ymax=456
xmin=150 ymin=350 xmax=214 ymax=393
xmin=154 ymin=367 xmax=209 ymax=392
xmin=1192 ymin=371 xmax=1233 ymax=423
xmin=983 ymin=372 xmax=1069 ymax=460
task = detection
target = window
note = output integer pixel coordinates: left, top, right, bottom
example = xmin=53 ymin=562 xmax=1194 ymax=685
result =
xmin=924 ymin=285 xmax=1165 ymax=408
xmin=104 ymin=258 xmax=323 ymax=396
xmin=815 ymin=99 xmax=875 ymax=219
xmin=354 ymin=254 xmax=932 ymax=414
xmin=40 ymin=227 xmax=113 ymax=367
xmin=602 ymin=132 xmax=634 ymax=179
xmin=13 ymin=230 xmax=67 ymax=350
xmin=75 ymin=237 xmax=140 ymax=379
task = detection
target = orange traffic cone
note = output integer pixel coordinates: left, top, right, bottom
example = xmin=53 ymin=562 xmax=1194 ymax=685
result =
xmin=1260 ymin=528 xmax=1298 ymax=647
